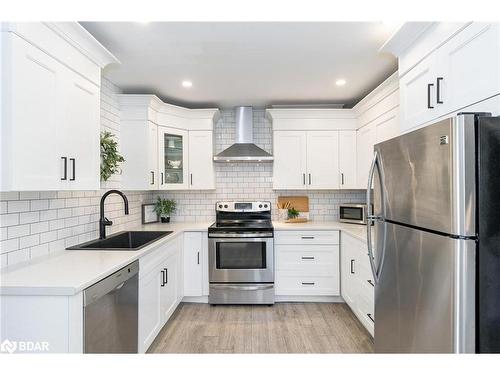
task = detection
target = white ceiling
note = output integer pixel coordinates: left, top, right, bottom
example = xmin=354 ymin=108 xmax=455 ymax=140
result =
xmin=81 ymin=22 xmax=397 ymax=108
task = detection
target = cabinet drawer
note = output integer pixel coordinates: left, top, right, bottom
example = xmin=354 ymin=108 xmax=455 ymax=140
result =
xmin=275 ymin=245 xmax=339 ymax=272
xmin=275 ymin=273 xmax=339 ymax=296
xmin=275 ymin=230 xmax=339 ymax=245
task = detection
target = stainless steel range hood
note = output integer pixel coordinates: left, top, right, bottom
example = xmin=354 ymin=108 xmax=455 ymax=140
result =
xmin=213 ymin=106 xmax=273 ymax=162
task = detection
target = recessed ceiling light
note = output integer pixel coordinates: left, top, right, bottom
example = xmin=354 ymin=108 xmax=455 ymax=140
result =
xmin=335 ymin=79 xmax=347 ymax=86
xmin=182 ymin=80 xmax=193 ymax=88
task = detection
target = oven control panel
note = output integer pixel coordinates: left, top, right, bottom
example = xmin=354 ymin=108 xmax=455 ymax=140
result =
xmin=216 ymin=201 xmax=271 ymax=212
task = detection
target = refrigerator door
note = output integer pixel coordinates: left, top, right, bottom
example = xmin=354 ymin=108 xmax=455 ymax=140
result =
xmin=374 ymin=221 xmax=475 ymax=353
xmin=373 ymin=114 xmax=476 ymax=237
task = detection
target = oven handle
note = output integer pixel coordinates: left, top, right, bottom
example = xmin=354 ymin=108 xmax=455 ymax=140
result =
xmin=209 ymin=237 xmax=273 ymax=243
xmin=210 ymin=284 xmax=274 ymax=291
xmin=209 ymin=233 xmax=273 ymax=238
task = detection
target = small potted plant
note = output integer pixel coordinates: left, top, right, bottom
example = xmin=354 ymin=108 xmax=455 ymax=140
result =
xmin=153 ymin=197 xmax=177 ymax=223
xmin=287 ymin=207 xmax=300 ymax=219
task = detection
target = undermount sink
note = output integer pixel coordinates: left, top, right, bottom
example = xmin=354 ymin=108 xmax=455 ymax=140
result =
xmin=67 ymin=231 xmax=173 ymax=251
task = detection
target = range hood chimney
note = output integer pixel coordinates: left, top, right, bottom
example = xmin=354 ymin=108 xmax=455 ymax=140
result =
xmin=213 ymin=106 xmax=273 ymax=162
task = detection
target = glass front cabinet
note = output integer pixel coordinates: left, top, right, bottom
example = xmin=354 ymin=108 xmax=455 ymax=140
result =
xmin=158 ymin=127 xmax=189 ymax=190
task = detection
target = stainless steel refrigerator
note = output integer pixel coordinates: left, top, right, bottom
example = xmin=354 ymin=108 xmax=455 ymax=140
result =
xmin=367 ymin=112 xmax=500 ymax=353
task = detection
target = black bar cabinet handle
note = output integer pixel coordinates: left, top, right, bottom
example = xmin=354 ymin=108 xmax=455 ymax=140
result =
xmin=161 ymin=172 xmax=164 ymax=185
xmin=301 ymin=256 xmax=315 ymax=260
xmin=160 ymin=270 xmax=165 ymax=287
xmin=303 ymin=173 xmax=306 ymax=185
xmin=61 ymin=157 xmax=67 ymax=181
xmin=427 ymin=83 xmax=434 ymax=109
xmin=308 ymin=173 xmax=311 ymax=185
xmin=190 ymin=173 xmax=193 ymax=185
xmin=436 ymin=77 xmax=444 ymax=104
xmin=301 ymin=236 xmax=315 ymax=239
xmin=367 ymin=313 xmax=375 ymax=323
xmin=150 ymin=171 xmax=155 ymax=185
xmin=302 ymin=282 xmax=315 ymax=286
xmin=70 ymin=158 xmax=75 ymax=181
xmin=350 ymin=259 xmax=355 ymax=274
xmin=197 ymin=252 xmax=200 ymax=265
xmin=164 ymin=268 xmax=168 ymax=284
xmin=341 ymin=172 xmax=344 ymax=185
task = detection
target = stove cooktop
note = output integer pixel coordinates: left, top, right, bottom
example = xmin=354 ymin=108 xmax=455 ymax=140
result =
xmin=208 ymin=220 xmax=273 ymax=232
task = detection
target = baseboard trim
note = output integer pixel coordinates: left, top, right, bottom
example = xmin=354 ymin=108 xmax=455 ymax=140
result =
xmin=182 ymin=296 xmax=209 ymax=303
xmin=275 ymin=295 xmax=344 ymax=303
xmin=182 ymin=295 xmax=345 ymax=303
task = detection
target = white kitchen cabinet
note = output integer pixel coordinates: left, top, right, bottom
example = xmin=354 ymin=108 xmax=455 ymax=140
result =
xmin=273 ymin=130 xmax=342 ymax=190
xmin=158 ymin=126 xmax=190 ymax=190
xmin=374 ymin=107 xmax=400 ymax=143
xmin=183 ymin=232 xmax=204 ymax=297
xmin=306 ymin=131 xmax=340 ymax=189
xmin=273 ymin=131 xmax=308 ymax=189
xmin=399 ymin=51 xmax=438 ymax=132
xmin=356 ymin=123 xmax=377 ymax=190
xmin=138 ymin=265 xmax=163 ymax=352
xmin=0 ymin=24 xmax=117 ymax=192
xmin=188 ymin=131 xmax=215 ymax=190
xmin=338 ymin=131 xmax=357 ymax=189
xmin=341 ymin=232 xmax=374 ymax=336
xmin=1 ymin=33 xmax=101 ymax=191
xmin=138 ymin=236 xmax=183 ymax=353
xmin=121 ymin=120 xmax=158 ymax=190
xmin=437 ymin=23 xmax=500 ymax=116
xmin=275 ymin=230 xmax=340 ymax=298
xmin=398 ymin=22 xmax=500 ymax=133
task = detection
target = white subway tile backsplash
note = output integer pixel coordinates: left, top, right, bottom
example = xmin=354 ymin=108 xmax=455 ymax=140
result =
xmin=1 ymin=213 xmax=19 ymax=227
xmin=30 ymin=243 xmax=49 ymax=259
xmin=19 ymin=191 xmax=40 ymax=200
xmin=30 ymin=199 xmax=49 ymax=211
xmin=0 ymin=238 xmax=19 ymax=254
xmin=19 ymin=234 xmax=40 ymax=249
xmin=7 ymin=200 xmax=30 ymax=213
xmin=19 ymin=211 xmax=40 ymax=224
xmin=30 ymin=221 xmax=49 ymax=234
xmin=7 ymin=224 xmax=30 ymax=239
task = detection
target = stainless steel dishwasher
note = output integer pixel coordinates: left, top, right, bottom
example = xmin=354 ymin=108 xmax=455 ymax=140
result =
xmin=83 ymin=260 xmax=139 ymax=353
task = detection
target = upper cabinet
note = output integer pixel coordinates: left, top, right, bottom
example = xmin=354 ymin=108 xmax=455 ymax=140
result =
xmin=383 ymin=22 xmax=500 ymax=133
xmin=268 ymin=109 xmax=357 ymax=190
xmin=119 ymin=95 xmax=219 ymax=191
xmin=0 ymin=22 xmax=119 ymax=191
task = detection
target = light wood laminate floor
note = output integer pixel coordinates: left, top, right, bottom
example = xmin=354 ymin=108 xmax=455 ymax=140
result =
xmin=147 ymin=302 xmax=373 ymax=353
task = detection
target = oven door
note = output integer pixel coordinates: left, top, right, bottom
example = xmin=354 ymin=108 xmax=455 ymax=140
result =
xmin=209 ymin=237 xmax=274 ymax=283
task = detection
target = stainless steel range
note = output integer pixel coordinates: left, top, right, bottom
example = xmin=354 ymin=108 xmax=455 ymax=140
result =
xmin=208 ymin=201 xmax=274 ymax=305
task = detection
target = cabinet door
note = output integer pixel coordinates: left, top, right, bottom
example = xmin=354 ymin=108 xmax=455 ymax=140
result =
xmin=306 ymin=131 xmax=340 ymax=189
xmin=159 ymin=254 xmax=179 ymax=324
xmin=138 ymin=268 xmax=162 ymax=353
xmin=158 ymin=127 xmax=189 ymax=190
xmin=6 ymin=34 xmax=63 ymax=190
xmin=356 ymin=123 xmax=377 ymax=189
xmin=399 ymin=52 xmax=438 ymax=132
xmin=183 ymin=232 xmax=203 ymax=297
xmin=340 ymin=235 xmax=357 ymax=308
xmin=273 ymin=131 xmax=307 ymax=189
xmin=188 ymin=131 xmax=215 ymax=190
xmin=437 ymin=23 xmax=500 ymax=115
xmin=375 ymin=107 xmax=400 ymax=143
xmin=61 ymin=70 xmax=100 ymax=190
xmin=338 ymin=131 xmax=357 ymax=189
xmin=148 ymin=122 xmax=159 ymax=190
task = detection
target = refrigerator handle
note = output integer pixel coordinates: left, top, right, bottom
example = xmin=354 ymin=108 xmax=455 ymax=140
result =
xmin=366 ymin=150 xmax=387 ymax=284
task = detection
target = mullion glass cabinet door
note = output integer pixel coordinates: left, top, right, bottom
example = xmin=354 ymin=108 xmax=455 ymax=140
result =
xmin=163 ymin=133 xmax=184 ymax=185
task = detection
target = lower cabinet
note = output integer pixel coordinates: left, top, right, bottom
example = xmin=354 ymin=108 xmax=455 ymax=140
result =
xmin=340 ymin=232 xmax=374 ymax=336
xmin=138 ymin=235 xmax=183 ymax=353
xmin=183 ymin=232 xmax=205 ymax=297
xmin=275 ymin=231 xmax=340 ymax=297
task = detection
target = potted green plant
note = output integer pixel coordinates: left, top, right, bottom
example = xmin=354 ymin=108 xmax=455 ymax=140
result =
xmin=153 ymin=197 xmax=177 ymax=223
xmin=287 ymin=207 xmax=300 ymax=219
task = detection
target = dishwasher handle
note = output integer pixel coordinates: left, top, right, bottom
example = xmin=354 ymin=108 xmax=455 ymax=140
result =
xmin=84 ymin=260 xmax=139 ymax=307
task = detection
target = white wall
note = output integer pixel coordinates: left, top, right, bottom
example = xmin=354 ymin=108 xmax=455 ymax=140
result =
xmin=158 ymin=109 xmax=365 ymax=222
xmin=0 ymin=78 xmax=154 ymax=268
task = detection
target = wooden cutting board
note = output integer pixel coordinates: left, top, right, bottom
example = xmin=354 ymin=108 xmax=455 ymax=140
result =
xmin=277 ymin=196 xmax=309 ymax=212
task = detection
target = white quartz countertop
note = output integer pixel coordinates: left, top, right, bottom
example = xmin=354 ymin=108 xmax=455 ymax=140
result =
xmin=0 ymin=220 xmax=368 ymax=297
xmin=0 ymin=222 xmax=211 ymax=296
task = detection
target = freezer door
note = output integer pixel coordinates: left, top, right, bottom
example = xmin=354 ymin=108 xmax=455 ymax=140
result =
xmin=373 ymin=114 xmax=476 ymax=237
xmin=374 ymin=221 xmax=475 ymax=353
